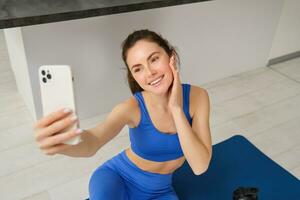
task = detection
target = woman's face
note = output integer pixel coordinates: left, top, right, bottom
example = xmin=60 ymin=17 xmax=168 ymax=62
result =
xmin=126 ymin=40 xmax=174 ymax=95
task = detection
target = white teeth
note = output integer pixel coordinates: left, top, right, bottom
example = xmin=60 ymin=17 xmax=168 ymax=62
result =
xmin=150 ymin=76 xmax=163 ymax=85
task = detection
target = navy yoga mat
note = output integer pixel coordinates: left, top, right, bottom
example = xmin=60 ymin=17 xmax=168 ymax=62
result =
xmin=172 ymin=135 xmax=300 ymax=199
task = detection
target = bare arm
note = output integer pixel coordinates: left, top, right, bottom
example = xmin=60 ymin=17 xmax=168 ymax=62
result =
xmin=171 ymin=86 xmax=212 ymax=175
xmin=34 ymin=99 xmax=133 ymax=158
xmin=63 ymin=100 xmax=132 ymax=157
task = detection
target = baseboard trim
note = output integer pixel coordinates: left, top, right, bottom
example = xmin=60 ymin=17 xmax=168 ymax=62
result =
xmin=267 ymin=51 xmax=300 ymax=66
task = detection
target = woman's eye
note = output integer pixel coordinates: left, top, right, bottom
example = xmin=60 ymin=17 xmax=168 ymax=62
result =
xmin=151 ymin=56 xmax=159 ymax=63
xmin=134 ymin=68 xmax=140 ymax=73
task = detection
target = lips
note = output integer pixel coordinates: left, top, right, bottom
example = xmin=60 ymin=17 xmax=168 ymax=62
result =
xmin=149 ymin=75 xmax=164 ymax=86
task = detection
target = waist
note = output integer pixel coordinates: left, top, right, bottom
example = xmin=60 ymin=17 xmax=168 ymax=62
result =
xmin=125 ymin=147 xmax=185 ymax=175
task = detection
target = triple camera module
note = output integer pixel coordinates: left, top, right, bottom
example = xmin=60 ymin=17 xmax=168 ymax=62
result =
xmin=41 ymin=70 xmax=52 ymax=83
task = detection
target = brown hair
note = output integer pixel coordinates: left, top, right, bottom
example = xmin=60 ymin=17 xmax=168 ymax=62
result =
xmin=121 ymin=29 xmax=179 ymax=94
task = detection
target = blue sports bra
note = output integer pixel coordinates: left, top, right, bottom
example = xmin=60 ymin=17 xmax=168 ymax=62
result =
xmin=129 ymin=83 xmax=193 ymax=162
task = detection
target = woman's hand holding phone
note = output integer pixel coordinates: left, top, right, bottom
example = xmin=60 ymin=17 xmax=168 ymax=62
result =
xmin=34 ymin=108 xmax=83 ymax=156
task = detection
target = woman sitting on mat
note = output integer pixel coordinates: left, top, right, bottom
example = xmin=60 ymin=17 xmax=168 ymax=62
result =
xmin=33 ymin=29 xmax=212 ymax=200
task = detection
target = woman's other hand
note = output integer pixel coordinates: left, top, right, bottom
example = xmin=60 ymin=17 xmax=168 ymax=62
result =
xmin=168 ymin=54 xmax=183 ymax=113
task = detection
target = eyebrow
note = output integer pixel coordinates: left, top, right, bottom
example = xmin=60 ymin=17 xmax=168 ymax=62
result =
xmin=130 ymin=51 xmax=159 ymax=70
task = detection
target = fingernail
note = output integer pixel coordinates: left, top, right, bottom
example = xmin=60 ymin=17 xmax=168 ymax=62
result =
xmin=75 ymin=129 xmax=83 ymax=134
xmin=63 ymin=108 xmax=72 ymax=113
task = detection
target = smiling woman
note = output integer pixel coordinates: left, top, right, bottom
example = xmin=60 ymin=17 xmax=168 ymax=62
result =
xmin=33 ymin=29 xmax=212 ymax=200
xmin=125 ymin=40 xmax=175 ymax=95
xmin=122 ymin=30 xmax=181 ymax=95
xmin=90 ymin=29 xmax=211 ymax=199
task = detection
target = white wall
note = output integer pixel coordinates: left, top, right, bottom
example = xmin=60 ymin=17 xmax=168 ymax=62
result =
xmin=4 ymin=28 xmax=36 ymax=121
xmin=269 ymin=0 xmax=300 ymax=59
xmin=6 ymin=0 xmax=285 ymax=120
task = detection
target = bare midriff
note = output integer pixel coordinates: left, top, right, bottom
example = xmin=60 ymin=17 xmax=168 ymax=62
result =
xmin=125 ymin=147 xmax=186 ymax=174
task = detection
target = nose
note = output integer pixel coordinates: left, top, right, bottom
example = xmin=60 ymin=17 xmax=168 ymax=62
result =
xmin=145 ymin=65 xmax=156 ymax=76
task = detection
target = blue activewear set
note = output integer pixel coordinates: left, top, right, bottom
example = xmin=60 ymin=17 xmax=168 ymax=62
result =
xmin=89 ymin=84 xmax=192 ymax=200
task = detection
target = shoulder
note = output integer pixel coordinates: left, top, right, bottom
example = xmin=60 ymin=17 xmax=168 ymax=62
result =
xmin=190 ymin=85 xmax=209 ymax=99
xmin=115 ymin=95 xmax=140 ymax=127
xmin=189 ymin=84 xmax=210 ymax=117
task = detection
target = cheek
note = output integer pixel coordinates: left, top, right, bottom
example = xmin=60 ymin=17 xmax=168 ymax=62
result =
xmin=164 ymin=67 xmax=174 ymax=81
xmin=132 ymin=73 xmax=146 ymax=86
xmin=160 ymin=70 xmax=173 ymax=90
xmin=164 ymin=59 xmax=173 ymax=73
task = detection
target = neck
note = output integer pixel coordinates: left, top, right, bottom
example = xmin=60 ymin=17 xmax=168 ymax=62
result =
xmin=143 ymin=90 xmax=169 ymax=111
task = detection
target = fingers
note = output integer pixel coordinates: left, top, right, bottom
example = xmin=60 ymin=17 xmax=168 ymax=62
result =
xmin=172 ymin=56 xmax=177 ymax=70
xmin=33 ymin=108 xmax=83 ymax=156
xmin=39 ymin=128 xmax=82 ymax=150
xmin=42 ymin=143 xmax=70 ymax=156
xmin=170 ymin=57 xmax=180 ymax=82
xmin=169 ymin=55 xmax=178 ymax=73
xmin=34 ymin=108 xmax=73 ymax=130
xmin=35 ymin=114 xmax=78 ymax=142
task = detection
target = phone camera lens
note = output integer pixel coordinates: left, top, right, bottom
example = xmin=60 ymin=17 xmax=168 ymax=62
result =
xmin=41 ymin=70 xmax=46 ymax=75
xmin=47 ymin=74 xmax=52 ymax=79
xmin=42 ymin=77 xmax=47 ymax=83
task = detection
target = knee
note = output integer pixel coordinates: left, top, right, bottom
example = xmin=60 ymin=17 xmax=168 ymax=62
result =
xmin=89 ymin=168 xmax=112 ymax=199
xmin=89 ymin=167 xmax=126 ymax=200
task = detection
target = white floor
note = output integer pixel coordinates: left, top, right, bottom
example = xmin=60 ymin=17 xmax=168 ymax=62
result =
xmin=0 ymin=30 xmax=299 ymax=200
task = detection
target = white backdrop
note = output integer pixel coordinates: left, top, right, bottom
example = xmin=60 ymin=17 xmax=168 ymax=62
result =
xmin=5 ymin=0 xmax=299 ymax=121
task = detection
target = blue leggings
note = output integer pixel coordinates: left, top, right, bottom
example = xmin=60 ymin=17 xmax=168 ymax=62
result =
xmin=89 ymin=150 xmax=179 ymax=200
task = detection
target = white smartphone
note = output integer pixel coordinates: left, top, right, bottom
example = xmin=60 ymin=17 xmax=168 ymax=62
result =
xmin=39 ymin=65 xmax=82 ymax=145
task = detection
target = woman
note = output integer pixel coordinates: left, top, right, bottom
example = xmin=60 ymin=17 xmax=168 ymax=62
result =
xmin=34 ymin=29 xmax=212 ymax=199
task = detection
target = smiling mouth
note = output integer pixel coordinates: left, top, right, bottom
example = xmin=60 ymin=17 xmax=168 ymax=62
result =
xmin=149 ymin=75 xmax=164 ymax=86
